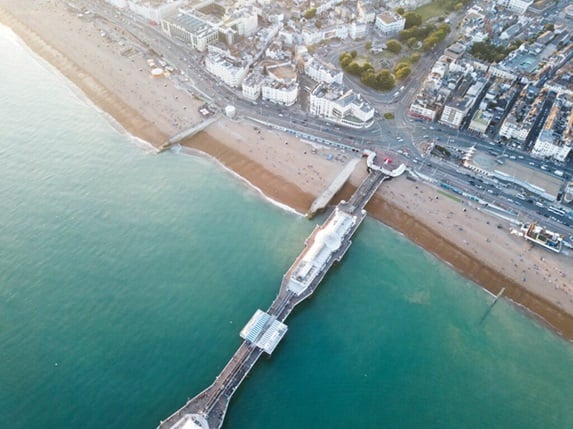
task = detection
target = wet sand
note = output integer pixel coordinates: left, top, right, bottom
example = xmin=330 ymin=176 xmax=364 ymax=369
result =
xmin=1 ymin=0 xmax=572 ymax=340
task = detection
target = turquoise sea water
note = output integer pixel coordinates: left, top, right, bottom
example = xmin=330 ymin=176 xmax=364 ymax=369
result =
xmin=1 ymin=26 xmax=572 ymax=429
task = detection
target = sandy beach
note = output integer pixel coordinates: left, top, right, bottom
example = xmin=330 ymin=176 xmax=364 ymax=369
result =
xmin=2 ymin=0 xmax=572 ymax=340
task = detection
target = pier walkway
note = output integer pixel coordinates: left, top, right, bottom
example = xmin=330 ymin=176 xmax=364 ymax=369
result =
xmin=157 ymin=157 xmax=404 ymax=429
xmin=158 ymin=116 xmax=218 ymax=152
xmin=307 ymin=157 xmax=361 ymax=218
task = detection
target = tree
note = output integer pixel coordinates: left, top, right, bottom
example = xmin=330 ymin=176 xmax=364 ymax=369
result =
xmin=339 ymin=52 xmax=351 ymax=63
xmin=396 ymin=64 xmax=412 ymax=80
xmin=339 ymin=53 xmax=353 ymax=68
xmin=365 ymin=41 xmax=372 ymax=50
xmin=407 ymin=37 xmax=418 ymax=48
xmin=398 ymin=28 xmax=415 ymax=42
xmin=303 ymin=8 xmax=317 ymax=19
xmin=396 ymin=7 xmax=405 ymax=15
xmin=350 ymin=50 xmax=358 ymax=58
xmin=386 ymin=39 xmax=402 ymax=54
xmin=361 ymin=62 xmax=374 ymax=74
xmin=404 ymin=12 xmax=422 ymax=29
xmin=469 ymin=41 xmax=515 ymax=62
xmin=376 ymin=69 xmax=395 ymax=91
xmin=361 ymin=69 xmax=377 ymax=87
xmin=423 ymin=36 xmax=440 ymax=51
xmin=346 ymin=61 xmax=362 ymax=76
xmin=410 ymin=52 xmax=421 ymax=63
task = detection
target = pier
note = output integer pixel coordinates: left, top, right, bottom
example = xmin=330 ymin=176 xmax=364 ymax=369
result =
xmin=158 ymin=154 xmax=405 ymax=429
xmin=307 ymin=157 xmax=361 ymax=219
xmin=158 ymin=116 xmax=219 ymax=152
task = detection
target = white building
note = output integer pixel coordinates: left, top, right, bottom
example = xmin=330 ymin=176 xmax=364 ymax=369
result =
xmin=349 ymin=21 xmax=368 ymax=40
xmin=468 ymin=110 xmax=493 ymax=134
xmin=499 ymin=114 xmax=529 ymax=141
xmin=161 ymin=10 xmax=219 ymax=51
xmin=357 ymin=0 xmax=376 ymax=23
xmin=219 ymin=9 xmax=259 ymax=44
xmin=104 ymin=0 xmax=127 ymax=8
xmin=500 ymin=0 xmax=534 ymax=14
xmin=439 ymin=97 xmax=472 ymax=129
xmin=316 ymin=0 xmax=343 ymax=15
xmin=374 ymin=11 xmax=405 ymax=37
xmin=531 ymin=130 xmax=571 ymax=162
xmin=205 ymin=51 xmax=249 ymax=87
xmin=409 ymin=98 xmax=440 ymax=121
xmin=261 ymin=80 xmax=299 ymax=106
xmin=105 ymin=0 xmax=185 ymax=22
xmin=302 ymin=23 xmax=349 ymax=45
xmin=304 ymin=57 xmax=343 ymax=85
xmin=309 ymin=83 xmax=375 ymax=128
xmin=242 ymin=70 xmax=265 ymax=100
xmin=488 ymin=64 xmax=518 ymax=81
xmin=242 ymin=64 xmax=299 ymax=106
xmin=286 ymin=207 xmax=356 ymax=296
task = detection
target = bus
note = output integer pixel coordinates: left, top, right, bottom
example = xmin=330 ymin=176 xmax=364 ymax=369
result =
xmin=548 ymin=206 xmax=566 ymax=217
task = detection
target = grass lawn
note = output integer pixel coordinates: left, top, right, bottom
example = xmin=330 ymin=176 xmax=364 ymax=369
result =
xmin=437 ymin=190 xmax=463 ymax=203
xmin=415 ymin=2 xmax=450 ymax=21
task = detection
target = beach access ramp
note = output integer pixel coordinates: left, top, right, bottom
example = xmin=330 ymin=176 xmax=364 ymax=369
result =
xmin=307 ymin=157 xmax=361 ymax=218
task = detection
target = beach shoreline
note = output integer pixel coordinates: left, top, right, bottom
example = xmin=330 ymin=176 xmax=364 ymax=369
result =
xmin=2 ymin=0 xmax=572 ymax=341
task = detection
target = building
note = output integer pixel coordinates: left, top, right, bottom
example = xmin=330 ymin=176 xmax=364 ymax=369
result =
xmin=349 ymin=21 xmax=368 ymax=40
xmin=301 ymin=23 xmax=349 ymax=45
xmin=161 ymin=10 xmax=218 ymax=51
xmin=408 ymin=97 xmax=441 ymax=121
xmin=531 ymin=130 xmax=571 ymax=162
xmin=242 ymin=69 xmax=265 ymax=100
xmin=530 ymin=96 xmax=572 ymax=162
xmin=488 ymin=64 xmax=517 ymax=81
xmin=374 ymin=11 xmax=405 ymax=37
xmin=315 ymin=0 xmax=343 ymax=15
xmin=240 ymin=309 xmax=288 ymax=354
xmin=104 ymin=0 xmax=184 ymax=22
xmin=468 ymin=109 xmax=493 ymax=134
xmin=243 ymin=64 xmax=299 ymax=106
xmin=286 ymin=207 xmax=356 ymax=296
xmin=499 ymin=114 xmax=530 ymax=141
xmin=218 ymin=8 xmax=259 ymax=45
xmin=309 ymin=83 xmax=375 ymax=128
xmin=357 ymin=0 xmax=376 ymax=23
xmin=205 ymin=50 xmax=249 ymax=87
xmin=502 ymin=0 xmax=534 ymax=14
xmin=304 ymin=56 xmax=343 ymax=85
xmin=261 ymin=80 xmax=299 ymax=106
xmin=439 ymin=97 xmax=473 ymax=129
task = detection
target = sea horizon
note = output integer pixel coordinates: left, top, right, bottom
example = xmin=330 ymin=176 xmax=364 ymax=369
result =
xmin=2 ymin=24 xmax=573 ymax=429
